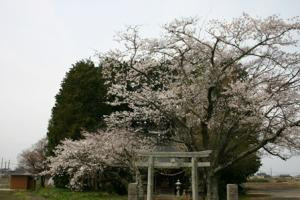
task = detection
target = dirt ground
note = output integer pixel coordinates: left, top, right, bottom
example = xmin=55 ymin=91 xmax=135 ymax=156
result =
xmin=245 ymin=182 xmax=300 ymax=200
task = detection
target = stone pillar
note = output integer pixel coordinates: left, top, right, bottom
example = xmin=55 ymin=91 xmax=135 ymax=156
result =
xmin=146 ymin=156 xmax=154 ymax=200
xmin=191 ymin=157 xmax=198 ymax=200
xmin=128 ymin=183 xmax=138 ymax=200
xmin=138 ymin=183 xmax=144 ymax=200
xmin=136 ymin=171 xmax=144 ymax=200
xmin=227 ymin=184 xmax=238 ymax=200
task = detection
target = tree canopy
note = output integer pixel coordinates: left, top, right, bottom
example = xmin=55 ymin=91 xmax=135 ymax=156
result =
xmin=101 ymin=15 xmax=300 ymax=200
xmin=47 ymin=60 xmax=111 ymax=154
xmin=18 ymin=138 xmax=48 ymax=187
xmin=46 ymin=130 xmax=152 ymax=191
xmin=18 ymin=137 xmax=47 ymax=175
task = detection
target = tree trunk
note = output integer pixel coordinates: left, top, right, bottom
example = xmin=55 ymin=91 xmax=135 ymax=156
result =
xmin=41 ymin=175 xmax=45 ymax=188
xmin=207 ymin=175 xmax=219 ymax=200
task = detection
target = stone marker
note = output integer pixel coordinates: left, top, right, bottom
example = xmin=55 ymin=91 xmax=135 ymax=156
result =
xmin=128 ymin=183 xmax=138 ymax=200
xmin=138 ymin=183 xmax=144 ymax=200
xmin=227 ymin=184 xmax=238 ymax=200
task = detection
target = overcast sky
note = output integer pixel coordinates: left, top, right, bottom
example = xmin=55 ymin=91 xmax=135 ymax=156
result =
xmin=0 ymin=0 xmax=299 ymax=175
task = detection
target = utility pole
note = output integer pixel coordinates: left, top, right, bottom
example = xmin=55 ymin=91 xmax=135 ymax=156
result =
xmin=270 ymin=168 xmax=273 ymax=177
xmin=0 ymin=157 xmax=2 ymax=173
xmin=8 ymin=160 xmax=10 ymax=171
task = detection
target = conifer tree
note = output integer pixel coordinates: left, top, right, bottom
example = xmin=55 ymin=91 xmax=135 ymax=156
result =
xmin=47 ymin=59 xmax=111 ymax=154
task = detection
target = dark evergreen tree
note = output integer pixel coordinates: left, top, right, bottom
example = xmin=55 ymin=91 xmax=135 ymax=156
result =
xmin=47 ymin=59 xmax=111 ymax=155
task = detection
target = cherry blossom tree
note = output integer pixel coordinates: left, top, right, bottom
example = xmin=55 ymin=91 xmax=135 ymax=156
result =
xmin=101 ymin=14 xmax=300 ymax=199
xmin=46 ymin=130 xmax=152 ymax=191
xmin=18 ymin=138 xmax=48 ymax=187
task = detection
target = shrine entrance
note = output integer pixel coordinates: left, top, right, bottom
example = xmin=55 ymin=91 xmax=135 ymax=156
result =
xmin=154 ymin=169 xmax=186 ymax=195
xmin=136 ymin=151 xmax=212 ymax=200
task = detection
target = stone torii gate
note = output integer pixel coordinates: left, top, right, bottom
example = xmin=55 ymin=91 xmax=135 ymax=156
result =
xmin=136 ymin=150 xmax=212 ymax=200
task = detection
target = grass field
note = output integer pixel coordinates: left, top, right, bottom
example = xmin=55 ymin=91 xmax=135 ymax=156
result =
xmin=0 ymin=190 xmax=19 ymax=200
xmin=34 ymin=188 xmax=127 ymax=200
xmin=0 ymin=188 xmax=127 ymax=200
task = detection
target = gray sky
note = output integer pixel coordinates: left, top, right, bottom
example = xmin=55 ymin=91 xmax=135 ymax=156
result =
xmin=0 ymin=0 xmax=299 ymax=175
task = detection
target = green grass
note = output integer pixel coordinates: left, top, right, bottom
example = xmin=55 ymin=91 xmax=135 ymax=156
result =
xmin=0 ymin=188 xmax=127 ymax=200
xmin=0 ymin=191 xmax=20 ymax=200
xmin=239 ymin=196 xmax=251 ymax=200
xmin=14 ymin=190 xmax=34 ymax=200
xmin=33 ymin=188 xmax=126 ymax=200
